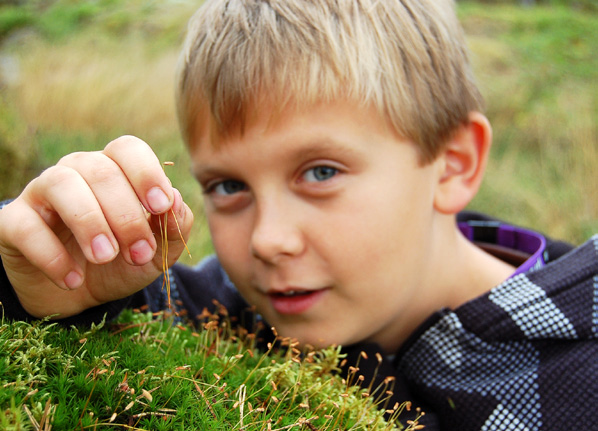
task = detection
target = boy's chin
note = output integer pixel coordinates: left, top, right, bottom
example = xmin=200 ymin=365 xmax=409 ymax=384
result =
xmin=271 ymin=326 xmax=350 ymax=351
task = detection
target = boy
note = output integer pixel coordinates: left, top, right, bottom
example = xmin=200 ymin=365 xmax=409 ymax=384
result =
xmin=0 ymin=0 xmax=596 ymax=429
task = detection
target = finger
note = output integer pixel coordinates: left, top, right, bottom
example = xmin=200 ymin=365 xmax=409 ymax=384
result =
xmin=0 ymin=199 xmax=84 ymax=290
xmin=103 ymin=135 xmax=175 ymax=215
xmin=26 ymin=165 xmax=122 ymax=265
xmin=57 ymin=151 xmax=157 ymax=266
xmin=168 ymin=188 xmax=194 ymax=245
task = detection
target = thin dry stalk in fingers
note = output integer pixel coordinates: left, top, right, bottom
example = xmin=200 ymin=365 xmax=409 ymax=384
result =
xmin=160 ymin=161 xmax=192 ymax=308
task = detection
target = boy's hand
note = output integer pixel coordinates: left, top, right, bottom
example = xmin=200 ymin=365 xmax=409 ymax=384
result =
xmin=0 ymin=136 xmax=194 ymax=319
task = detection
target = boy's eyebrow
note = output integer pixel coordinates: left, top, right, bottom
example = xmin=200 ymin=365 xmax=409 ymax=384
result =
xmin=286 ymin=138 xmax=364 ymax=161
xmin=193 ymin=138 xmax=364 ymax=179
xmin=193 ymin=163 xmax=230 ymax=181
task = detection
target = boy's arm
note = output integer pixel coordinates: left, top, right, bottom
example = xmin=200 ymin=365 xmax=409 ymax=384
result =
xmin=0 ymin=252 xmax=250 ymax=327
xmin=0 ymin=136 xmax=193 ymax=321
xmin=0 ymin=252 xmax=134 ymax=325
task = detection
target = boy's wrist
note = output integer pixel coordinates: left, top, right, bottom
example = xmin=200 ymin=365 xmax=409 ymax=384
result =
xmin=0 ymin=253 xmax=132 ymax=325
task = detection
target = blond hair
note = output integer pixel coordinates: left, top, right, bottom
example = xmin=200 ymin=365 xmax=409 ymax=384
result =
xmin=175 ymin=0 xmax=483 ymax=162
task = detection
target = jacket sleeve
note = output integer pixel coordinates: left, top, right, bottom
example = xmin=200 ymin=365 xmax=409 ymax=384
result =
xmin=339 ymin=342 xmax=441 ymax=430
xmin=0 ymin=252 xmax=249 ymax=327
xmin=0 ymin=254 xmax=135 ymax=325
xmin=136 ymin=256 xmax=252 ymax=323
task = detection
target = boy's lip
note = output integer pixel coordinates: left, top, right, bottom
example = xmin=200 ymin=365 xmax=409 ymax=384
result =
xmin=266 ymin=287 xmax=328 ymax=315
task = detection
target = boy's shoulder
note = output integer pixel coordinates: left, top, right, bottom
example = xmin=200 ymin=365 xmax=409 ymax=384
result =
xmin=398 ymin=226 xmax=598 ymax=430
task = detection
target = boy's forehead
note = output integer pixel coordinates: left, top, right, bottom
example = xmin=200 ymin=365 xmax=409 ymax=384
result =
xmin=189 ymin=99 xmax=414 ymax=171
xmin=188 ymin=95 xmax=278 ymax=147
xmin=190 ymin=98 xmax=391 ymax=149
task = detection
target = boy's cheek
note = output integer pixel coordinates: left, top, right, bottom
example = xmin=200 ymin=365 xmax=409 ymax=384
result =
xmin=210 ymin=215 xmax=256 ymax=262
xmin=213 ymin=245 xmax=253 ymax=293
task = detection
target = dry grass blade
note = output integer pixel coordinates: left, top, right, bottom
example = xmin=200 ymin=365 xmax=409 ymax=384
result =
xmin=23 ymin=399 xmax=56 ymax=431
xmin=160 ymin=161 xmax=192 ymax=308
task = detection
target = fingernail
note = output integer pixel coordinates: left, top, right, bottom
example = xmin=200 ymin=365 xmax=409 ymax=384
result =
xmin=64 ymin=271 xmax=83 ymax=290
xmin=92 ymin=234 xmax=117 ymax=262
xmin=147 ymin=187 xmax=171 ymax=214
xmin=130 ymin=239 xmax=154 ymax=265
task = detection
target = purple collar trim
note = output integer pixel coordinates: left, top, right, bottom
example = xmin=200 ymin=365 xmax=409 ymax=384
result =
xmin=458 ymin=221 xmax=547 ymax=277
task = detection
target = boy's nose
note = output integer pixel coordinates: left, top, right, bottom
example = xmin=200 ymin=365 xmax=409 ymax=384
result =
xmin=250 ymin=201 xmax=305 ymax=264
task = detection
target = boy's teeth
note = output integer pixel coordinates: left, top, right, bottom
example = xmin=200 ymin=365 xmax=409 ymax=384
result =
xmin=280 ymin=290 xmax=308 ymax=297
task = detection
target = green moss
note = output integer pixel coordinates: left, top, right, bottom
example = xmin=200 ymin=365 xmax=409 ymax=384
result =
xmin=0 ymin=310 xmax=420 ymax=430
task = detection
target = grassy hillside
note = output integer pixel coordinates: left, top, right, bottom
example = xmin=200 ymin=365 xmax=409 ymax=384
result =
xmin=458 ymin=1 xmax=598 ymax=244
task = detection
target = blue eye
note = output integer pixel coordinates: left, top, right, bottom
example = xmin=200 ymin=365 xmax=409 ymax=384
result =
xmin=303 ymin=166 xmax=338 ymax=182
xmin=211 ymin=180 xmax=247 ymax=195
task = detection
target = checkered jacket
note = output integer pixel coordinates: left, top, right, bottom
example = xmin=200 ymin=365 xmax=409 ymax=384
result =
xmin=391 ymin=235 xmax=598 ymax=430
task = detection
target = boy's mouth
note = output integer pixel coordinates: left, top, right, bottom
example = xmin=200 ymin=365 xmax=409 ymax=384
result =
xmin=267 ymin=288 xmax=327 ymax=315
xmin=275 ymin=290 xmax=310 ymax=297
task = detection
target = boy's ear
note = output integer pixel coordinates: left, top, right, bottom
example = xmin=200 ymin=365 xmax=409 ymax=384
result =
xmin=433 ymin=111 xmax=492 ymax=215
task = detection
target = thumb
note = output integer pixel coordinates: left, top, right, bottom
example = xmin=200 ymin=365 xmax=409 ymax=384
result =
xmin=150 ymin=188 xmax=194 ymax=270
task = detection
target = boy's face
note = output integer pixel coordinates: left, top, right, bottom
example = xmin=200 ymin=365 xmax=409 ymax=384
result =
xmin=191 ymin=101 xmax=445 ymax=353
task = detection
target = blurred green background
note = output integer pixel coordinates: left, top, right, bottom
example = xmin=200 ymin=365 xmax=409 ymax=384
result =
xmin=0 ymin=0 xmax=596 ymax=262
